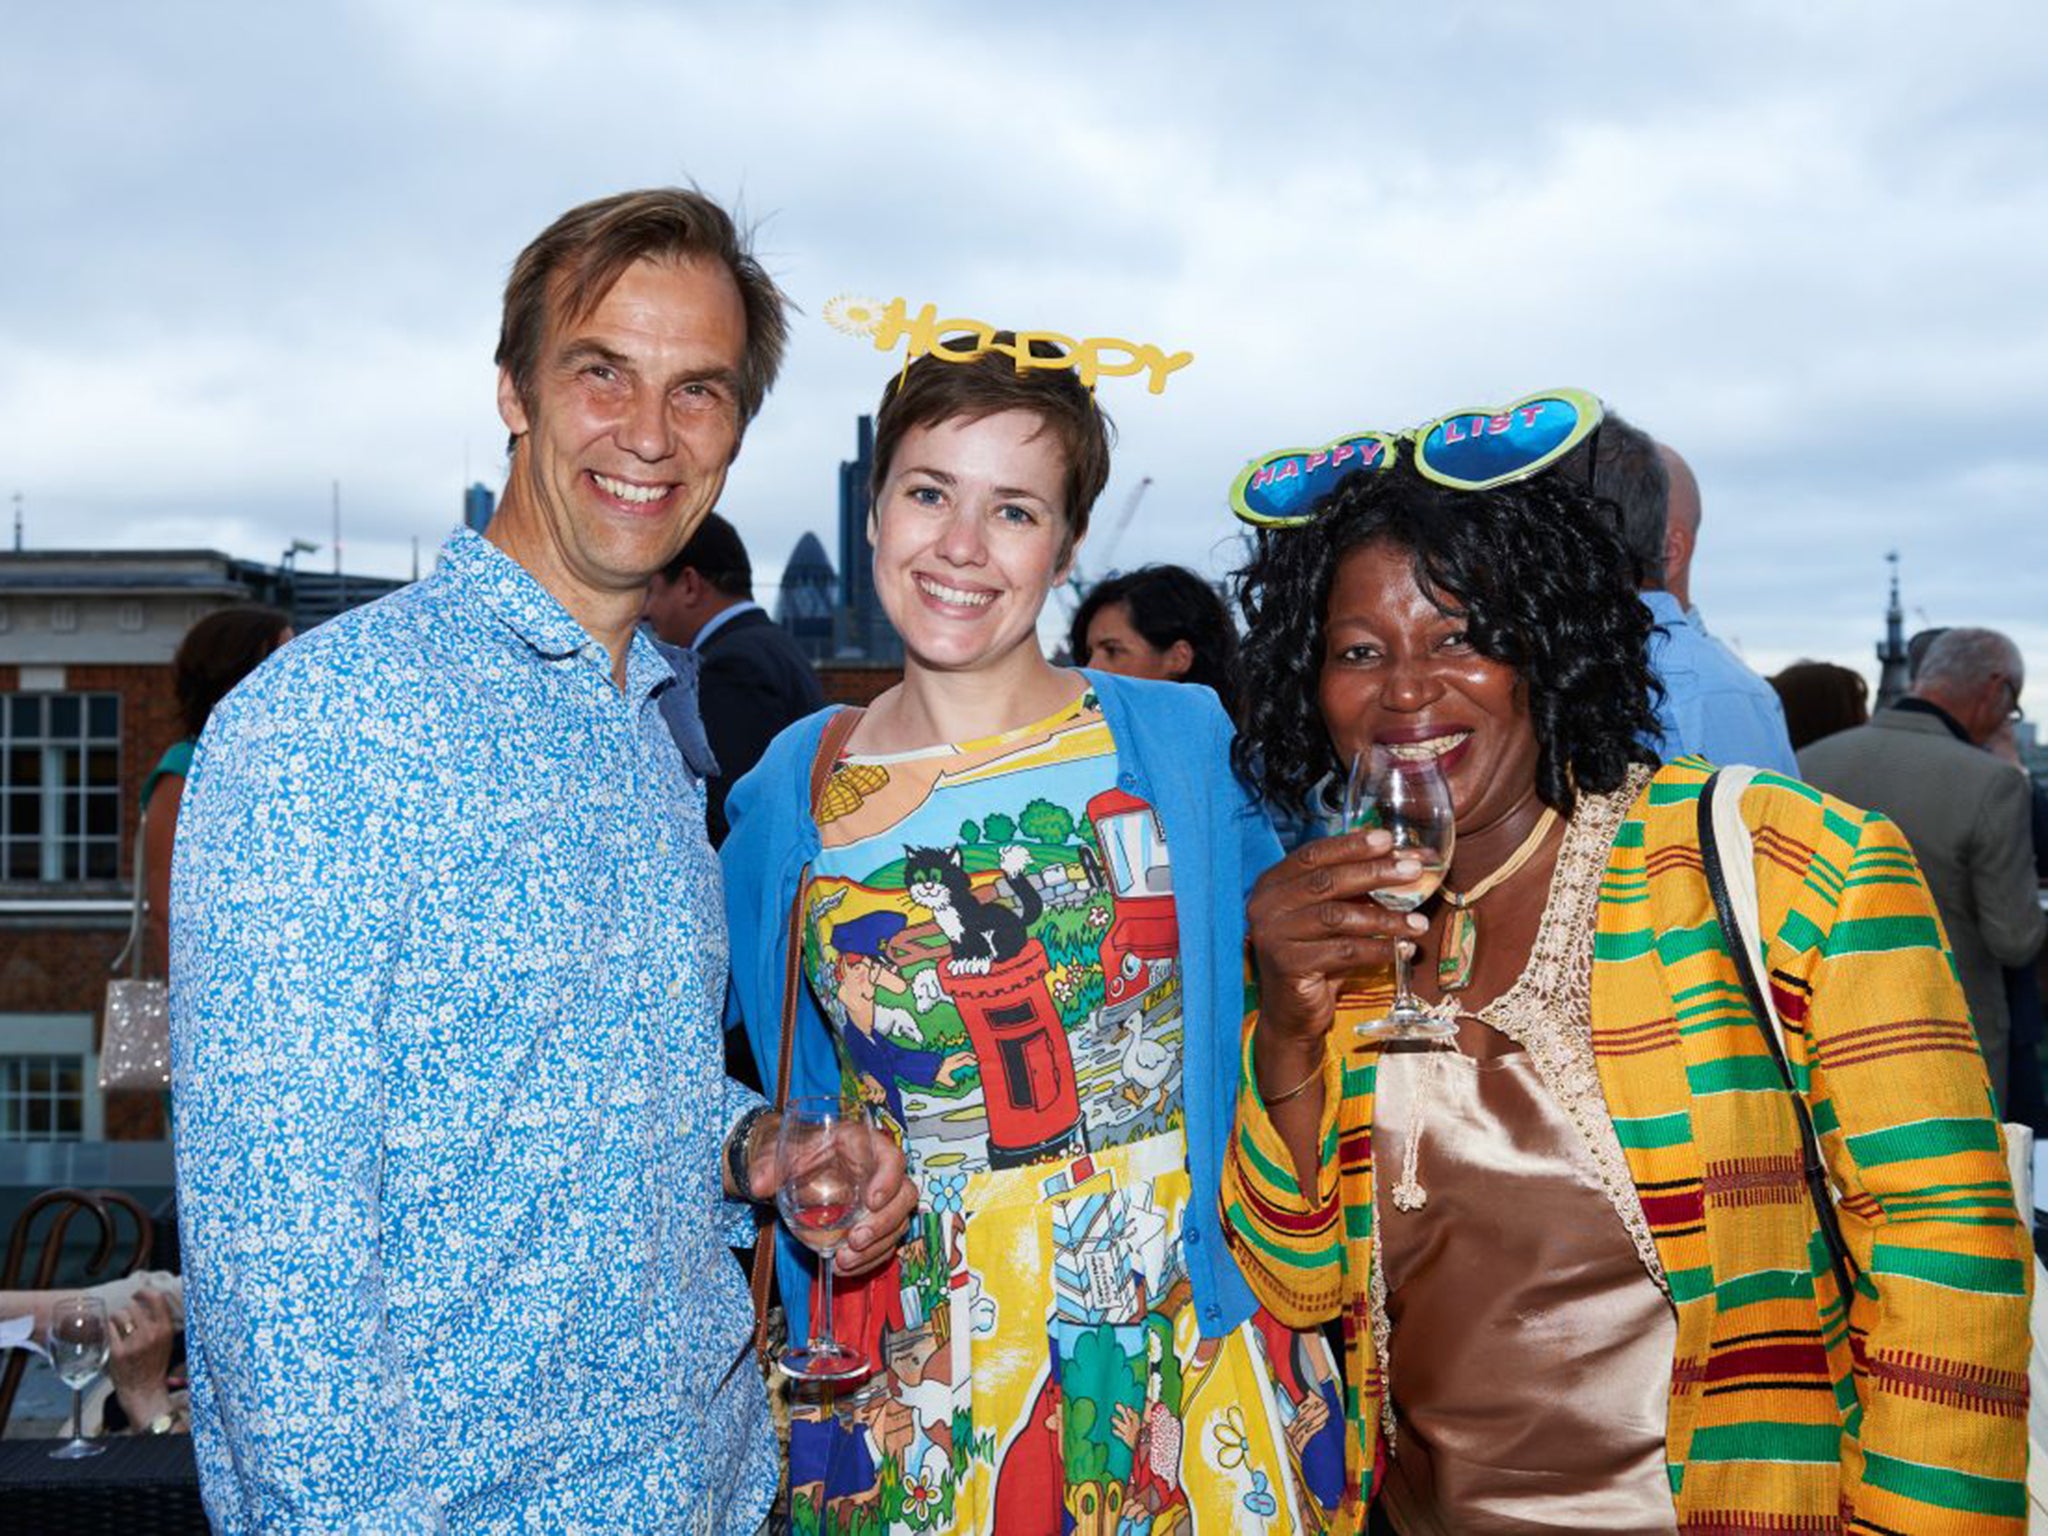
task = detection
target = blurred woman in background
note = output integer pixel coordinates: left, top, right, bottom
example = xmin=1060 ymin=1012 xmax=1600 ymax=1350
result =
xmin=1767 ymin=658 xmax=1869 ymax=751
xmin=142 ymin=606 xmax=292 ymax=964
xmin=1070 ymin=562 xmax=1242 ymax=720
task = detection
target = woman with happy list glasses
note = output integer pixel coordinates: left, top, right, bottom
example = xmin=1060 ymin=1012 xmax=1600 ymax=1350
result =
xmin=1218 ymin=392 xmax=2031 ymax=1535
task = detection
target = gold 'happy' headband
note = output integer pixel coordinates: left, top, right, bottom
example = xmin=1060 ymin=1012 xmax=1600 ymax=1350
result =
xmin=824 ymin=295 xmax=1194 ymax=395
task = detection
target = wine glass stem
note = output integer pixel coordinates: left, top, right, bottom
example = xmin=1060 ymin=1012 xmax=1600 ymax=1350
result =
xmin=816 ymin=1249 xmax=840 ymax=1354
xmin=69 ymin=1385 xmax=82 ymax=1446
xmin=1394 ymin=938 xmax=1416 ymax=1013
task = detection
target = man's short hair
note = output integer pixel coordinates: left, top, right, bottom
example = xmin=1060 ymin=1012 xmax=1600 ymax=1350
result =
xmin=496 ymin=188 xmax=791 ymax=431
xmin=660 ymin=511 xmax=752 ymax=599
xmin=868 ymin=334 xmax=1115 ymax=561
xmin=1590 ymin=411 xmax=1671 ymax=590
xmin=1917 ymin=627 xmax=2022 ymax=691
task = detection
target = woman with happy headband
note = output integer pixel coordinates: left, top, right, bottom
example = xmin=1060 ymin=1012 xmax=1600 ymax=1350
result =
xmin=1219 ymin=393 xmax=2031 ymax=1534
xmin=722 ymin=335 xmax=1344 ymax=1534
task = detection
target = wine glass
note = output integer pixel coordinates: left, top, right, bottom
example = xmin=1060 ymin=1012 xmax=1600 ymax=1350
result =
xmin=47 ymin=1295 xmax=110 ymax=1460
xmin=776 ymin=1095 xmax=876 ymax=1382
xmin=1345 ymin=745 xmax=1457 ymax=1041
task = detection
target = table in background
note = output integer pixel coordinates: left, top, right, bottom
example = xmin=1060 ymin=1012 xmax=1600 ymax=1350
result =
xmin=0 ymin=1434 xmax=206 ymax=1534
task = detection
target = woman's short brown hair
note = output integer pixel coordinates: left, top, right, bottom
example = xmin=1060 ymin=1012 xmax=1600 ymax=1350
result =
xmin=495 ymin=188 xmax=790 ymax=430
xmin=868 ymin=335 xmax=1115 ymax=558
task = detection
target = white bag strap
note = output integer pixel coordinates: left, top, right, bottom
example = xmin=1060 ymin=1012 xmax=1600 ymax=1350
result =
xmin=1705 ymin=765 xmax=1776 ymax=1046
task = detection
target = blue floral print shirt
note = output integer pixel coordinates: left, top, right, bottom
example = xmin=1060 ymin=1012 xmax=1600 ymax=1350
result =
xmin=170 ymin=529 xmax=775 ymax=1535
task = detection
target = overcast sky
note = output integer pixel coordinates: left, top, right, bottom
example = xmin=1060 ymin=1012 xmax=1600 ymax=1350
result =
xmin=6 ymin=2 xmax=2045 ymax=706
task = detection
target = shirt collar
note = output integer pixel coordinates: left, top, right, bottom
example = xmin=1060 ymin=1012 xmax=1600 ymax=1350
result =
xmin=1640 ymin=590 xmax=1692 ymax=627
xmin=691 ymin=599 xmax=762 ymax=652
xmin=1892 ymin=695 xmax=1973 ymax=744
xmin=440 ymin=527 xmax=674 ymax=702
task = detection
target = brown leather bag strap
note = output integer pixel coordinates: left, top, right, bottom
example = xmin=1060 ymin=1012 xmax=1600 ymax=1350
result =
xmin=748 ymin=706 xmax=866 ymax=1350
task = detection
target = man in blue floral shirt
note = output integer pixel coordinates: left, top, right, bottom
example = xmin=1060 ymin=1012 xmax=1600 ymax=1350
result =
xmin=171 ymin=189 xmax=913 ymax=1534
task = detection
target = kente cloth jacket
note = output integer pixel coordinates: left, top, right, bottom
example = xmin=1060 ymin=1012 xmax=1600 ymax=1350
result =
xmin=1800 ymin=704 xmax=2047 ymax=1116
xmin=1222 ymin=759 xmax=2032 ymax=1535
xmin=720 ymin=669 xmax=1283 ymax=1342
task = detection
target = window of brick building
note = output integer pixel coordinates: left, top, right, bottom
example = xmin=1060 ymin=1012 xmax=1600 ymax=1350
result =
xmin=0 ymin=1054 xmax=87 ymax=1139
xmin=1 ymin=692 xmax=122 ymax=881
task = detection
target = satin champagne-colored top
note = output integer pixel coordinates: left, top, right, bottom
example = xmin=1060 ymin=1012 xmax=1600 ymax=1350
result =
xmin=1374 ymin=1025 xmax=1680 ymax=1536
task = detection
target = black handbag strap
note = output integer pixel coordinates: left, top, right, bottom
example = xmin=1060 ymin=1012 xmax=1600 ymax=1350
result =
xmin=1697 ymin=769 xmax=1862 ymax=1315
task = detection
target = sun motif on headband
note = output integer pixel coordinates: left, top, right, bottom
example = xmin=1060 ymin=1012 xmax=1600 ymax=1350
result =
xmin=825 ymin=293 xmax=1195 ymax=395
xmin=1230 ymin=388 xmax=1605 ymax=528
xmin=824 ymin=294 xmax=886 ymax=339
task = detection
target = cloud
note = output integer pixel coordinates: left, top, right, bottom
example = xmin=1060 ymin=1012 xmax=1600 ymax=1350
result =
xmin=5 ymin=0 xmax=2047 ymax=705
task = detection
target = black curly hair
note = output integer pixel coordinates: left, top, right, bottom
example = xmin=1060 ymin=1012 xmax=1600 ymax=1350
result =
xmin=1231 ymin=459 xmax=1661 ymax=818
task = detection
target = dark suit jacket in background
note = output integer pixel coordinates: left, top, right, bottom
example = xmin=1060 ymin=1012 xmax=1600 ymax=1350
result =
xmin=1799 ymin=706 xmax=2046 ymax=1112
xmin=692 ymin=607 xmax=825 ymax=846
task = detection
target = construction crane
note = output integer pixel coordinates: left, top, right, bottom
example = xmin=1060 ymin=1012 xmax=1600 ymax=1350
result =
xmin=1060 ymin=475 xmax=1152 ymax=611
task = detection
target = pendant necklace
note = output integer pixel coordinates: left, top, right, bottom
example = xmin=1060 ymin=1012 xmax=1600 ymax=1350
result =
xmin=1436 ymin=806 xmax=1562 ymax=993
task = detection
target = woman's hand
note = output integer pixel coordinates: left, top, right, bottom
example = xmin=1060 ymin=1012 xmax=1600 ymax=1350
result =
xmin=1247 ymin=826 xmax=1428 ymax=1050
xmin=748 ymin=1116 xmax=919 ymax=1277
xmin=107 ymin=1287 xmax=179 ymax=1430
xmin=835 ymin=1125 xmax=917 ymax=1277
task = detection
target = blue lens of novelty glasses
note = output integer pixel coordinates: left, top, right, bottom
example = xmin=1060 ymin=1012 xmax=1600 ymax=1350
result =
xmin=1229 ymin=433 xmax=1399 ymax=527
xmin=1228 ymin=389 xmax=1604 ymax=527
xmin=1411 ymin=389 xmax=1602 ymax=492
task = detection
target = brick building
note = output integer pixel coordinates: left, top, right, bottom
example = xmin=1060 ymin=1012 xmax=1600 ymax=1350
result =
xmin=0 ymin=549 xmax=403 ymax=1211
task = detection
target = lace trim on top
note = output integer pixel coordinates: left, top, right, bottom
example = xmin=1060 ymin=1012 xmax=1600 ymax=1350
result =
xmin=1470 ymin=763 xmax=1665 ymax=1295
xmin=1366 ymin=763 xmax=1660 ymax=1447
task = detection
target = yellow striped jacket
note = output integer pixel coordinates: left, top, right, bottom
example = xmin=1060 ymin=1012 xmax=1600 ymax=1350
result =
xmin=1221 ymin=760 xmax=2032 ymax=1534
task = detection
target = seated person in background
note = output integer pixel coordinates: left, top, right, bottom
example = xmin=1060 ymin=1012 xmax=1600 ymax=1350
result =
xmin=1 ymin=1271 xmax=188 ymax=1435
xmin=1768 ymin=659 xmax=1869 ymax=750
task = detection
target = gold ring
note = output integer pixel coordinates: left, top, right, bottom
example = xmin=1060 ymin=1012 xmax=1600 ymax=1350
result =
xmin=117 ymin=1320 xmax=134 ymax=1339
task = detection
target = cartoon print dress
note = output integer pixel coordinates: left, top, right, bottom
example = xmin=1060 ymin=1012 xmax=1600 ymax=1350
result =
xmin=786 ymin=690 xmax=1343 ymax=1536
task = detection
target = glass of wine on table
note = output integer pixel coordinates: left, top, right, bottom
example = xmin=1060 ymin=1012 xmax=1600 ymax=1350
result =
xmin=775 ymin=1094 xmax=877 ymax=1382
xmin=47 ymin=1294 xmax=110 ymax=1460
xmin=1346 ymin=744 xmax=1457 ymax=1042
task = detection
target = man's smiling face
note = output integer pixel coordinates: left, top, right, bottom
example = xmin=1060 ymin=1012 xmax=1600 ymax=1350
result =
xmin=493 ymin=254 xmax=749 ymax=620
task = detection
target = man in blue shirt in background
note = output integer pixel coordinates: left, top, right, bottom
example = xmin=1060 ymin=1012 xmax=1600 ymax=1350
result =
xmin=171 ymin=189 xmax=913 ymax=1533
xmin=1593 ymin=413 xmax=1798 ymax=775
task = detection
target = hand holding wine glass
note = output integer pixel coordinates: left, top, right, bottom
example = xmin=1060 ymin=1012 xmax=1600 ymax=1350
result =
xmin=1346 ymin=744 xmax=1457 ymax=1041
xmin=775 ymin=1096 xmax=879 ymax=1382
xmin=47 ymin=1294 xmax=110 ymax=1460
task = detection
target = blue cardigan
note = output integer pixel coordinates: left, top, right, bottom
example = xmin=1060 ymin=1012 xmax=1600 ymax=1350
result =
xmin=719 ymin=670 xmax=1281 ymax=1341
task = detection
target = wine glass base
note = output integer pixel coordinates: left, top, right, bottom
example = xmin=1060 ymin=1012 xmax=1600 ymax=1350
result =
xmin=1354 ymin=1009 xmax=1457 ymax=1043
xmin=49 ymin=1438 xmax=105 ymax=1460
xmin=776 ymin=1343 xmax=870 ymax=1383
